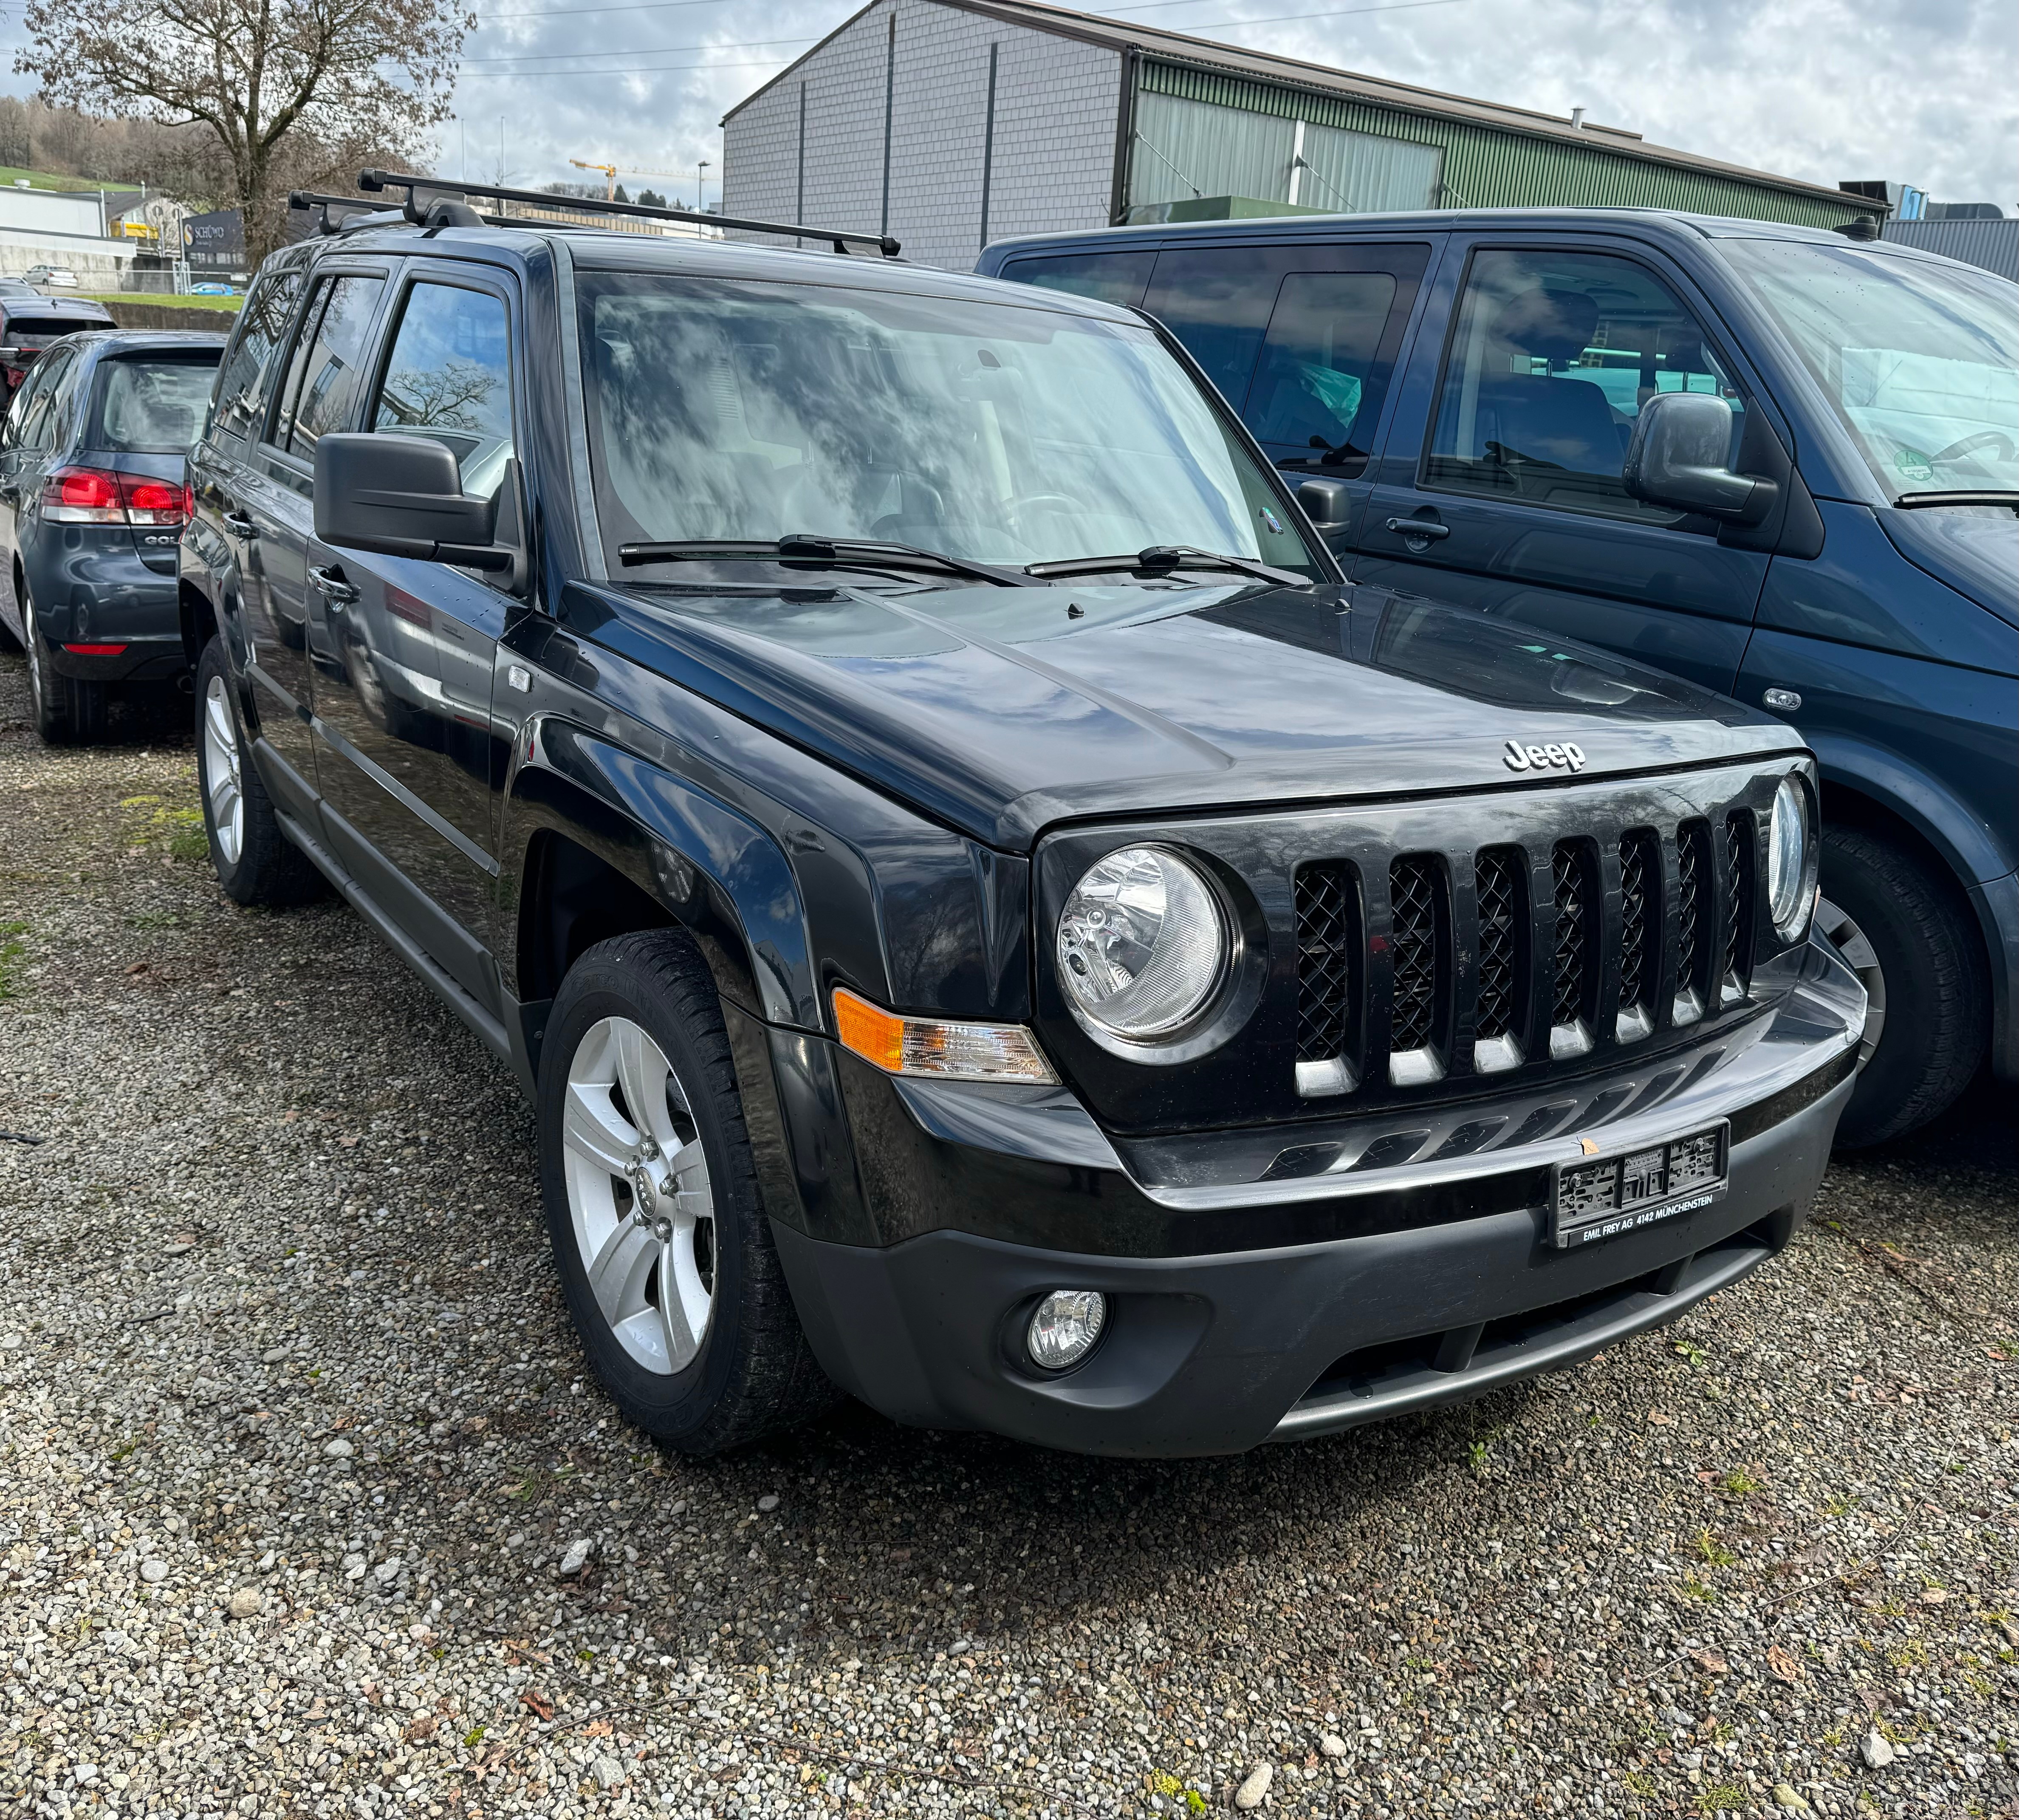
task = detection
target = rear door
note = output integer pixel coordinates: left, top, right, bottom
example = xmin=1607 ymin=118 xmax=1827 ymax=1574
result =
xmin=243 ymin=265 xmax=390 ymax=792
xmin=303 ymin=264 xmax=519 ymax=1005
xmin=0 ymin=351 xmax=65 ymax=635
xmin=1355 ymin=235 xmax=1775 ymax=695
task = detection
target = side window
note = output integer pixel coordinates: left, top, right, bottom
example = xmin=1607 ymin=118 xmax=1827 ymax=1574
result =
xmin=274 ymin=274 xmax=386 ymax=460
xmin=212 ymin=267 xmax=304 ymax=442
xmin=1141 ymin=249 xmax=1285 ymax=406
xmin=1001 ymin=251 xmax=1156 ymax=310
xmin=1243 ymin=249 xmax=1429 ymax=473
xmin=370 ymin=282 xmax=514 ymax=498
xmin=3 ymin=362 xmax=53 ymax=449
xmin=1426 ymin=248 xmax=1744 ymax=523
xmin=11 ymin=351 xmax=71 ymax=451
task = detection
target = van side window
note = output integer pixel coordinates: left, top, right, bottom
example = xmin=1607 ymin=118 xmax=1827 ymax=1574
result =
xmin=212 ymin=267 xmax=303 ymax=442
xmin=273 ymin=274 xmax=386 ymax=460
xmin=1141 ymin=250 xmax=1284 ymax=407
xmin=1426 ymin=248 xmax=1742 ymax=523
xmin=1001 ymin=251 xmax=1155 ymax=310
xmin=370 ymin=282 xmax=514 ymax=498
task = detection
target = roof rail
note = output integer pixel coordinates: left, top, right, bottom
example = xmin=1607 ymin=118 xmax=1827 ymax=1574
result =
xmin=356 ymin=170 xmax=901 ymax=257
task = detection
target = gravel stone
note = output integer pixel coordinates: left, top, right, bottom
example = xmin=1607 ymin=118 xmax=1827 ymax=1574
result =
xmin=226 ymin=1587 xmax=263 ymax=1619
xmin=1234 ymin=1760 xmax=1273 ymax=1808
xmin=136 ymin=1557 xmax=170 ymax=1584
xmin=558 ymin=1537 xmax=593 ymax=1576
xmin=2 ymin=652 xmax=2015 ymax=1820
xmin=1859 ymin=1727 xmax=1897 ymax=1768
xmin=323 ymin=1435 xmax=354 ymax=1458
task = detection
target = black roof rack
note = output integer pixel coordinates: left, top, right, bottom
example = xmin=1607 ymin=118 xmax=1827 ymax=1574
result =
xmin=356 ymin=170 xmax=901 ymax=258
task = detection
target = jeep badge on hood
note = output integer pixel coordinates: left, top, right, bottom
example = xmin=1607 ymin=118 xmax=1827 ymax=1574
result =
xmin=1505 ymin=739 xmax=1587 ymax=772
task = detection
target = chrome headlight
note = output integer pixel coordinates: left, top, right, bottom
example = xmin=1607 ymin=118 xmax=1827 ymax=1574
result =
xmin=1056 ymin=846 xmax=1226 ymax=1040
xmin=1767 ymin=774 xmax=1816 ymax=941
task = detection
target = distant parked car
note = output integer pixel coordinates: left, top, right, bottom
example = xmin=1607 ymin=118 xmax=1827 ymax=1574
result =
xmin=0 ymin=294 xmax=116 ymax=399
xmin=188 ymin=283 xmax=239 ymax=297
xmin=0 ymin=328 xmax=227 ymax=740
xmin=21 ymin=265 xmax=81 ymax=289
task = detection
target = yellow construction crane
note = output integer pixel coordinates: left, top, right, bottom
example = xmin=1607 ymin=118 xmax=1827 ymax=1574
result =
xmin=568 ymin=158 xmax=698 ymax=202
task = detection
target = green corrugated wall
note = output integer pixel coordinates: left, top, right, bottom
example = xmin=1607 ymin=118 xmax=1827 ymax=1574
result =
xmin=1138 ymin=60 xmax=1878 ymax=229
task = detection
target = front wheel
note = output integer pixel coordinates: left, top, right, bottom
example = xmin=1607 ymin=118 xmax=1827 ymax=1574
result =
xmin=1818 ymin=825 xmax=1987 ymax=1147
xmin=537 ymin=929 xmax=833 ymax=1454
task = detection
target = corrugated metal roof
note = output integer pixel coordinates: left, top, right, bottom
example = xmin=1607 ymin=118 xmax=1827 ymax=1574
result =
xmin=726 ymin=0 xmax=1886 ymax=219
xmin=1881 ymin=216 xmax=2019 ymax=283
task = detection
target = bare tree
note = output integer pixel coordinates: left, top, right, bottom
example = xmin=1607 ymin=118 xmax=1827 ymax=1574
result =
xmin=17 ymin=0 xmax=473 ymax=263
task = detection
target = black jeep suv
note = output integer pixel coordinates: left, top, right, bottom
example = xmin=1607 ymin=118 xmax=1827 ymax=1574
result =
xmin=178 ymin=177 xmax=1863 ymax=1457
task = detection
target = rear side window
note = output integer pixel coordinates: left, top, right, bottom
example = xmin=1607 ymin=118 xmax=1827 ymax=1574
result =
xmin=1001 ymin=250 xmax=1155 ymax=310
xmin=272 ymin=274 xmax=385 ymax=459
xmin=94 ymin=356 xmax=221 ymax=452
xmin=4 ymin=349 xmax=68 ymax=450
xmin=212 ymin=268 xmax=302 ymax=441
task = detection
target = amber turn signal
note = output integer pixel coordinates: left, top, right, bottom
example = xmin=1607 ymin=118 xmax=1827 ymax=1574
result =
xmin=832 ymin=987 xmax=1059 ymax=1085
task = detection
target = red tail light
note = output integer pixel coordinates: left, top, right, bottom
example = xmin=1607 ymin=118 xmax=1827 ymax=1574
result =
xmin=42 ymin=466 xmax=190 ymax=527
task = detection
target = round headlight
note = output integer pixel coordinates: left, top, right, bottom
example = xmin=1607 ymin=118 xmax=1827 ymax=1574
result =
xmin=1056 ymin=846 xmax=1226 ymax=1040
xmin=1767 ymin=774 xmax=1814 ymax=939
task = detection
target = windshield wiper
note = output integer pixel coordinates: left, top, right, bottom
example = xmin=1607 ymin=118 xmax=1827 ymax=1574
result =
xmin=1894 ymin=490 xmax=2019 ymax=512
xmin=617 ymin=534 xmax=1043 ymax=587
xmin=1025 ymin=545 xmax=1308 ymax=586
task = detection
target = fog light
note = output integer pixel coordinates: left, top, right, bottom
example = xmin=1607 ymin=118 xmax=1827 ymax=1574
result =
xmin=1026 ymin=1290 xmax=1106 ymax=1372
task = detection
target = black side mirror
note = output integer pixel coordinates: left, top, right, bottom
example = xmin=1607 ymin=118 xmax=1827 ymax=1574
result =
xmin=1296 ymin=476 xmax=1351 ymax=530
xmin=1623 ymin=393 xmax=1776 ymax=524
xmin=314 ymin=432 xmax=512 ymax=571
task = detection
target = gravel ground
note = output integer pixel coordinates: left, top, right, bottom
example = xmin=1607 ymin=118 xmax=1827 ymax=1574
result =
xmin=1 ymin=650 xmax=2014 ymax=1820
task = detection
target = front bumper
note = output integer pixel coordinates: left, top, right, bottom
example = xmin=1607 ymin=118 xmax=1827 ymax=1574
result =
xmin=769 ymin=937 xmax=1864 ymax=1456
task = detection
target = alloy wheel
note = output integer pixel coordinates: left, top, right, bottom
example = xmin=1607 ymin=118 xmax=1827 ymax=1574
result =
xmin=1816 ymin=894 xmax=1886 ymax=1072
xmin=561 ymin=1015 xmax=716 ymax=1375
xmin=201 ymin=675 xmax=245 ymax=867
xmin=23 ymin=598 xmax=47 ymax=721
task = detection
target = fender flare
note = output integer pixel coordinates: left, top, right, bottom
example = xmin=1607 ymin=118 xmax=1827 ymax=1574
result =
xmin=1806 ymin=727 xmax=2012 ymax=890
xmin=503 ymin=714 xmax=819 ymax=1032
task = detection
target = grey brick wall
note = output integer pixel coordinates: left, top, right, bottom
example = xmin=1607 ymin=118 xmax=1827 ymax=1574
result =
xmin=723 ymin=0 xmax=1120 ymax=271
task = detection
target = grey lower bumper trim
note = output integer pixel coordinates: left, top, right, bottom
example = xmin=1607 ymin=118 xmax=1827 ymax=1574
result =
xmin=1272 ymin=1229 xmax=1770 ymax=1439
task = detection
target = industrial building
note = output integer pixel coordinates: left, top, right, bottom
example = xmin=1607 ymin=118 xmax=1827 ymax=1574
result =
xmin=721 ymin=0 xmax=1886 ymax=270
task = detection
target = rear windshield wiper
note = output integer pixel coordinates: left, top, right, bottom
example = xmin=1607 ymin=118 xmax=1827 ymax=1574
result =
xmin=617 ymin=534 xmax=1044 ymax=587
xmin=1025 ymin=545 xmax=1308 ymax=586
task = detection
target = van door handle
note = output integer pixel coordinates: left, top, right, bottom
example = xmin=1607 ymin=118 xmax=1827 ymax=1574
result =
xmin=1384 ymin=515 xmax=1450 ymax=544
xmin=309 ymin=565 xmax=359 ymax=606
xmin=222 ymin=510 xmax=257 ymax=537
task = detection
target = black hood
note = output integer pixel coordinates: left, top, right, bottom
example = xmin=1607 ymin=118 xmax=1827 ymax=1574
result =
xmin=561 ymin=578 xmax=1802 ymax=851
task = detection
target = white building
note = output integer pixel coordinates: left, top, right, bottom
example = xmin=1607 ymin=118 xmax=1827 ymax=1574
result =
xmin=0 ymin=185 xmax=137 ymax=283
xmin=721 ymin=0 xmax=1880 ymax=272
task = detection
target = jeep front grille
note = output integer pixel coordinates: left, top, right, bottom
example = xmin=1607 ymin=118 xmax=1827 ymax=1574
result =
xmin=1292 ymin=784 xmax=1763 ymax=1102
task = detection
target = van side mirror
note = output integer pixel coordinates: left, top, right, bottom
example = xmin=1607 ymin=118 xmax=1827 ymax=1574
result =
xmin=314 ymin=432 xmax=514 ymax=571
xmin=1296 ymin=475 xmax=1352 ymax=530
xmin=1623 ymin=392 xmax=1776 ymax=524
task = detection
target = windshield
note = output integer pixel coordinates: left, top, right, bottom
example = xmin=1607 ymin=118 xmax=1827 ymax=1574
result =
xmin=575 ymin=272 xmax=1317 ymax=577
xmin=1721 ymin=237 xmax=2018 ymax=498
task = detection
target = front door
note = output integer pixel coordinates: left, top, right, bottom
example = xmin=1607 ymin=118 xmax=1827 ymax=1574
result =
xmin=1355 ymin=240 xmax=1773 ymax=695
xmin=305 ymin=269 xmax=519 ymax=1014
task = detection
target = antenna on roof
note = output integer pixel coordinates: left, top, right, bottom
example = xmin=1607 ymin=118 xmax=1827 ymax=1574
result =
xmin=356 ymin=170 xmax=901 ymax=257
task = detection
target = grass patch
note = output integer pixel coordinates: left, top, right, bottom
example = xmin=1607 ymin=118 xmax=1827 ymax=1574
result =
xmin=0 ymin=920 xmax=27 ymax=1000
xmin=81 ymin=291 xmax=241 ymax=312
xmin=0 ymin=165 xmax=141 ymax=193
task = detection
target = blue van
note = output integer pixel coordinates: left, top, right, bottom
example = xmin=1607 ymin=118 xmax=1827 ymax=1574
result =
xmin=979 ymin=210 xmax=2017 ymax=1146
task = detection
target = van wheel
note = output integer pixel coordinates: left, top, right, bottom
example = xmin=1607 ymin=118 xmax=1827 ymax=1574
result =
xmin=194 ymin=636 xmax=323 ymax=906
xmin=23 ymin=593 xmax=108 ymax=744
xmin=538 ymin=929 xmax=833 ymax=1455
xmin=1819 ymin=825 xmax=1986 ymax=1147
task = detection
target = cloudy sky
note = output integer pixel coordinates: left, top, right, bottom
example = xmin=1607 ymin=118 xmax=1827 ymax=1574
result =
xmin=435 ymin=0 xmax=2015 ymax=210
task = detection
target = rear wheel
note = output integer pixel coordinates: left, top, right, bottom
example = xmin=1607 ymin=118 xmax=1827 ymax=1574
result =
xmin=23 ymin=591 xmax=108 ymax=744
xmin=194 ymin=636 xmax=323 ymax=906
xmin=1819 ymin=824 xmax=1987 ymax=1147
xmin=538 ymin=929 xmax=833 ymax=1455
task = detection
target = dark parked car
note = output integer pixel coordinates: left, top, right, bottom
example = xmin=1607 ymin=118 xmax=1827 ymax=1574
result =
xmin=0 ymin=291 xmax=114 ymax=398
xmin=0 ymin=329 xmax=226 ymax=739
xmin=980 ymin=211 xmax=2018 ymax=1147
xmin=176 ymin=178 xmax=1861 ymax=1458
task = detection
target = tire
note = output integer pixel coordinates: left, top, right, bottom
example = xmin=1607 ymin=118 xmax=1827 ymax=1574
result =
xmin=23 ymin=590 xmax=108 ymax=744
xmin=538 ymin=929 xmax=834 ymax=1455
xmin=194 ymin=635 xmax=323 ymax=906
xmin=1819 ymin=824 xmax=1987 ymax=1147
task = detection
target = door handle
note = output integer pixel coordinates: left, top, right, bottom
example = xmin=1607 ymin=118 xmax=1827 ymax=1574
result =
xmin=309 ymin=565 xmax=359 ymax=606
xmin=1384 ymin=515 xmax=1450 ymax=545
xmin=222 ymin=510 xmax=257 ymax=537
